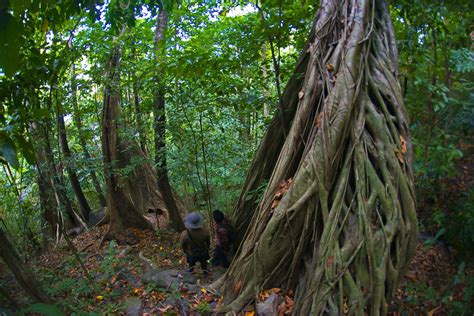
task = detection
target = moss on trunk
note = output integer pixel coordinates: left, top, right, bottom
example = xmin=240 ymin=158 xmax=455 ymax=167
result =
xmin=216 ymin=0 xmax=417 ymax=314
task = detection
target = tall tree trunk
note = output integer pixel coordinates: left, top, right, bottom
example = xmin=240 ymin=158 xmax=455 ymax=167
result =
xmin=153 ymin=8 xmax=185 ymax=232
xmin=42 ymin=85 xmax=81 ymax=229
xmin=0 ymin=227 xmax=52 ymax=303
xmin=29 ymin=125 xmax=59 ymax=239
xmin=71 ymin=64 xmax=107 ymax=207
xmin=133 ymin=83 xmax=147 ymax=152
xmin=42 ymin=122 xmax=83 ymax=228
xmin=230 ymin=40 xmax=309 ymax=247
xmin=102 ymin=45 xmax=153 ymax=240
xmin=216 ymin=1 xmax=417 ymax=314
xmin=56 ymin=92 xmax=93 ymax=221
xmin=262 ymin=43 xmax=270 ymax=118
xmin=35 ymin=151 xmax=60 ymax=241
xmin=30 ymin=122 xmax=78 ymax=237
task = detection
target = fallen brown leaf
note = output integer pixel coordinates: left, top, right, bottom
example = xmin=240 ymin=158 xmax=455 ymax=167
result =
xmin=396 ymin=135 xmax=407 ymax=164
xmin=326 ymin=256 xmax=334 ymax=268
xmin=271 ymin=179 xmax=293 ymax=210
xmin=428 ymin=305 xmax=441 ymax=316
xmin=400 ymin=135 xmax=407 ymax=155
xmin=233 ymin=280 xmax=242 ymax=294
xmin=158 ymin=304 xmax=174 ymax=313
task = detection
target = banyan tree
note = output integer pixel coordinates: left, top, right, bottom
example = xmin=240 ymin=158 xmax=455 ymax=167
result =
xmin=216 ymin=0 xmax=418 ymax=314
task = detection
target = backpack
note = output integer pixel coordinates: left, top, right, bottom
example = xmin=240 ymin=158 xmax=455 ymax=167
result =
xmin=186 ymin=230 xmax=209 ymax=257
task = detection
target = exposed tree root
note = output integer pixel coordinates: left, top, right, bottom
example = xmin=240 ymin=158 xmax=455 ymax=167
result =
xmin=217 ymin=0 xmax=417 ymax=314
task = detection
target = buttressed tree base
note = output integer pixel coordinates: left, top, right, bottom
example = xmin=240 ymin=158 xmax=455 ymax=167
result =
xmin=216 ymin=0 xmax=418 ymax=314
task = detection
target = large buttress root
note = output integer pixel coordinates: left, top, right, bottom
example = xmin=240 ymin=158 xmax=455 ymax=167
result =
xmin=216 ymin=0 xmax=417 ymax=314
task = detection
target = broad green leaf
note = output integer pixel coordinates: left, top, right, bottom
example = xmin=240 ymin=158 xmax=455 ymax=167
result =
xmin=0 ymin=136 xmax=19 ymax=169
xmin=0 ymin=11 xmax=24 ymax=77
xmin=17 ymin=135 xmax=36 ymax=165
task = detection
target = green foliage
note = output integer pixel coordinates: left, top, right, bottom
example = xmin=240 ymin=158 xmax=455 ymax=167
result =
xmin=195 ymin=300 xmax=211 ymax=314
xmin=0 ymin=1 xmax=472 ymax=313
xmin=98 ymin=241 xmax=121 ymax=279
xmin=20 ymin=303 xmax=65 ymax=316
xmin=443 ymin=262 xmax=474 ymax=315
xmin=43 ymin=261 xmax=99 ymax=309
xmin=432 ymin=190 xmax=474 ymax=259
xmin=452 ymin=48 xmax=474 ymax=73
xmin=392 ymin=0 xmax=473 ymax=260
xmin=0 ymin=135 xmax=19 ymax=168
xmin=38 ymin=240 xmax=130 ymax=314
xmin=0 ymin=10 xmax=25 ymax=77
xmin=403 ymin=280 xmax=438 ymax=307
xmin=403 ymin=261 xmax=474 ymax=314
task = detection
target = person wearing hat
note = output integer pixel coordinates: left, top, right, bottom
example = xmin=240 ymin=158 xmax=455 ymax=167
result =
xmin=180 ymin=212 xmax=210 ymax=276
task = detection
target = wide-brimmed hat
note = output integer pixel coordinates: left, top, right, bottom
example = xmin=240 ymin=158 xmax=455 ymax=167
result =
xmin=184 ymin=212 xmax=204 ymax=229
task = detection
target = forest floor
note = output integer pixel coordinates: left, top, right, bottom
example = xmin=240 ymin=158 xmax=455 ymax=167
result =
xmin=0 ymin=216 xmax=472 ymax=315
xmin=1 ymin=142 xmax=473 ymax=315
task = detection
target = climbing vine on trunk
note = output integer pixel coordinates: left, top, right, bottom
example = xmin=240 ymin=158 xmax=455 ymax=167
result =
xmin=216 ymin=0 xmax=418 ymax=314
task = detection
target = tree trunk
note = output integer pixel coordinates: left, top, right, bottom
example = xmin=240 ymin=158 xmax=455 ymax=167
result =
xmin=42 ymin=86 xmax=82 ymax=229
xmin=71 ymin=64 xmax=107 ymax=207
xmin=133 ymin=83 xmax=147 ymax=152
xmin=230 ymin=38 xmax=310 ymax=247
xmin=102 ymin=45 xmax=153 ymax=240
xmin=30 ymin=122 xmax=79 ymax=236
xmin=42 ymin=123 xmax=83 ymax=228
xmin=262 ymin=43 xmax=270 ymax=118
xmin=32 ymin=131 xmax=60 ymax=239
xmin=36 ymin=161 xmax=60 ymax=238
xmin=56 ymin=92 xmax=93 ymax=222
xmin=153 ymin=8 xmax=185 ymax=232
xmin=0 ymin=227 xmax=52 ymax=303
xmin=216 ymin=1 xmax=417 ymax=314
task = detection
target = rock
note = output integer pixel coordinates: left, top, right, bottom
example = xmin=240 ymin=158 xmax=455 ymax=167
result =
xmin=141 ymin=270 xmax=162 ymax=286
xmin=180 ymin=281 xmax=200 ymax=294
xmin=115 ymin=268 xmax=140 ymax=287
xmin=141 ymin=269 xmax=181 ymax=288
xmin=124 ymin=297 xmax=142 ymax=316
xmin=180 ymin=271 xmax=197 ymax=284
xmin=256 ymin=294 xmax=282 ymax=316
xmin=141 ymin=269 xmax=203 ymax=292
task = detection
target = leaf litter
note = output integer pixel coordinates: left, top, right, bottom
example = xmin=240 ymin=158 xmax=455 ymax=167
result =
xmin=1 ymin=214 xmax=472 ymax=314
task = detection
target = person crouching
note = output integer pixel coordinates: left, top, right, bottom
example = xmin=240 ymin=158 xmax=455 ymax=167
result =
xmin=180 ymin=212 xmax=210 ymax=276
